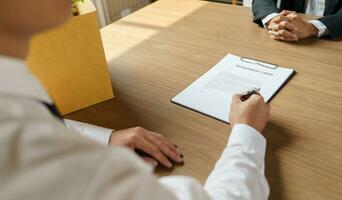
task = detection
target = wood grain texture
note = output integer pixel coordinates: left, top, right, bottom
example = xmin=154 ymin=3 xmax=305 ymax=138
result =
xmin=66 ymin=0 xmax=342 ymax=199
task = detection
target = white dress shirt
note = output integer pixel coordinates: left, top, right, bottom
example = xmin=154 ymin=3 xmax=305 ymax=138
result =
xmin=0 ymin=54 xmax=113 ymax=145
xmin=262 ymin=0 xmax=329 ymax=37
xmin=64 ymin=119 xmax=112 ymax=144
xmin=0 ymin=55 xmax=269 ymax=200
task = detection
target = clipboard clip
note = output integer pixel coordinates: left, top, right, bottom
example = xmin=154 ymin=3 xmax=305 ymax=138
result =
xmin=240 ymin=57 xmax=279 ymax=70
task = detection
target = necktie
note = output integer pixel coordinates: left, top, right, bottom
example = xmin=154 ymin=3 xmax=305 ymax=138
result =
xmin=41 ymin=102 xmax=64 ymax=122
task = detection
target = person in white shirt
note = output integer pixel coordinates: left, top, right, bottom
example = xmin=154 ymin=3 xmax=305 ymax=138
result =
xmin=0 ymin=0 xmax=271 ymax=199
xmin=252 ymin=0 xmax=342 ymax=41
xmin=0 ymin=0 xmax=184 ymax=169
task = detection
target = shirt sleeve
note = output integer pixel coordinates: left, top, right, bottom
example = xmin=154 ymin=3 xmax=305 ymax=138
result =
xmin=261 ymin=12 xmax=279 ymax=28
xmin=309 ymin=20 xmax=329 ymax=38
xmin=159 ymin=124 xmax=269 ymax=200
xmin=1 ymin=95 xmax=269 ymax=200
xmin=64 ymin=119 xmax=112 ymax=145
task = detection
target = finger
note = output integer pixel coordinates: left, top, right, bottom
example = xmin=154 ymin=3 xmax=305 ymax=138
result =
xmin=278 ymin=21 xmax=298 ymax=32
xmin=271 ymin=15 xmax=292 ymax=24
xmin=286 ymin=13 xmax=299 ymax=20
xmin=135 ymin=137 xmax=173 ymax=168
xmin=145 ymin=133 xmax=183 ymax=164
xmin=150 ymin=132 xmax=180 ymax=155
xmin=161 ymin=137 xmax=180 ymax=155
xmin=232 ymin=94 xmax=243 ymax=103
xmin=270 ymin=34 xmax=298 ymax=42
xmin=141 ymin=156 xmax=159 ymax=168
xmin=279 ymin=30 xmax=298 ymax=38
xmin=268 ymin=30 xmax=280 ymax=36
xmin=268 ymin=30 xmax=298 ymax=39
xmin=279 ymin=10 xmax=296 ymax=16
xmin=161 ymin=136 xmax=183 ymax=156
xmin=265 ymin=104 xmax=272 ymax=115
xmin=248 ymin=94 xmax=264 ymax=103
xmin=254 ymin=89 xmax=261 ymax=95
xmin=270 ymin=34 xmax=299 ymax=42
xmin=268 ymin=22 xmax=278 ymax=31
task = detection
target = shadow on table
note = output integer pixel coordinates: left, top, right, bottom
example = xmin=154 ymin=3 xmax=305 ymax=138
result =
xmin=263 ymin=121 xmax=294 ymax=200
xmin=295 ymin=35 xmax=342 ymax=45
xmin=64 ymin=97 xmax=138 ymax=130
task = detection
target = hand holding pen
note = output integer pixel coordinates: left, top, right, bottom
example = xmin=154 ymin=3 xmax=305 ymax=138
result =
xmin=240 ymin=88 xmax=261 ymax=101
xmin=229 ymin=88 xmax=271 ymax=133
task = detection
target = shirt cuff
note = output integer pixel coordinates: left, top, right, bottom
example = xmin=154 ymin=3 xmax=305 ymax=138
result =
xmin=262 ymin=13 xmax=279 ymax=29
xmin=64 ymin=119 xmax=112 ymax=145
xmin=228 ymin=124 xmax=267 ymax=160
xmin=309 ymin=20 xmax=329 ymax=38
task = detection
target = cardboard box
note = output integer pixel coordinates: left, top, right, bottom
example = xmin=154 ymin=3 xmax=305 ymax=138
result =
xmin=27 ymin=0 xmax=114 ymax=115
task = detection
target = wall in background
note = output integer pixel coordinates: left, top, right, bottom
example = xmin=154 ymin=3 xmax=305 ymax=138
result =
xmin=208 ymin=0 xmax=242 ymax=5
xmin=207 ymin=0 xmax=252 ymax=6
xmin=243 ymin=0 xmax=252 ymax=7
xmin=91 ymin=0 xmax=151 ymax=27
xmin=91 ymin=0 xmax=252 ymax=27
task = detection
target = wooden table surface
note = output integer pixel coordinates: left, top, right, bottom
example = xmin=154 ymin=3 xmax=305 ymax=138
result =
xmin=66 ymin=0 xmax=342 ymax=199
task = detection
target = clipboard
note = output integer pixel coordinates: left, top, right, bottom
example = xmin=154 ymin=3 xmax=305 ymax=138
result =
xmin=240 ymin=56 xmax=296 ymax=102
xmin=171 ymin=54 xmax=295 ymax=123
xmin=240 ymin=57 xmax=279 ymax=69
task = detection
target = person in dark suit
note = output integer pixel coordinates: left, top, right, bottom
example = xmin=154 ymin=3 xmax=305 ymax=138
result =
xmin=252 ymin=0 xmax=342 ymax=41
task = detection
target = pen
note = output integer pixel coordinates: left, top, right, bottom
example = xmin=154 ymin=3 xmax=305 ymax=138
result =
xmin=240 ymin=88 xmax=261 ymax=101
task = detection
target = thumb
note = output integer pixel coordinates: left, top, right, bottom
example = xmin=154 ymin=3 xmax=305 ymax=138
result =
xmin=232 ymin=94 xmax=243 ymax=103
xmin=280 ymin=10 xmax=295 ymax=16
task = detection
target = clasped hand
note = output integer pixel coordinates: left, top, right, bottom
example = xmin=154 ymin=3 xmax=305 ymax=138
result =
xmin=267 ymin=10 xmax=319 ymax=42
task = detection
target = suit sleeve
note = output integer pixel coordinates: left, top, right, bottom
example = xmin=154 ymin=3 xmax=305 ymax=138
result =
xmin=252 ymin=0 xmax=279 ymax=26
xmin=318 ymin=8 xmax=342 ymax=39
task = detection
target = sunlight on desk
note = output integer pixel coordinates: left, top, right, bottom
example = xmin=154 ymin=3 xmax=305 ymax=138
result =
xmin=101 ymin=0 xmax=208 ymax=61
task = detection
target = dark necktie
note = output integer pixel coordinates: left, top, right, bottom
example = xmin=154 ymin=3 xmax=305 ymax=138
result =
xmin=41 ymin=102 xmax=64 ymax=122
xmin=280 ymin=0 xmax=306 ymax=12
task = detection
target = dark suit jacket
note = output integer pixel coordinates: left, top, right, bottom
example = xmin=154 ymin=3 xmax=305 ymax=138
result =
xmin=252 ymin=0 xmax=342 ymax=38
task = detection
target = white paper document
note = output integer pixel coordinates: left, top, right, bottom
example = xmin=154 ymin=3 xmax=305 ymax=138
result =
xmin=172 ymin=54 xmax=295 ymax=123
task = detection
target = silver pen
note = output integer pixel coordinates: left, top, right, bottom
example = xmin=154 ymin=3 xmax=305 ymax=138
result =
xmin=240 ymin=88 xmax=261 ymax=101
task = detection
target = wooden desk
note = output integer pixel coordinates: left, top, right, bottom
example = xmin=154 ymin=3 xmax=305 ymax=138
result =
xmin=66 ymin=0 xmax=342 ymax=199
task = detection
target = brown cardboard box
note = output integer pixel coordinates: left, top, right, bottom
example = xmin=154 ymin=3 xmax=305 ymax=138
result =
xmin=27 ymin=0 xmax=114 ymax=115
